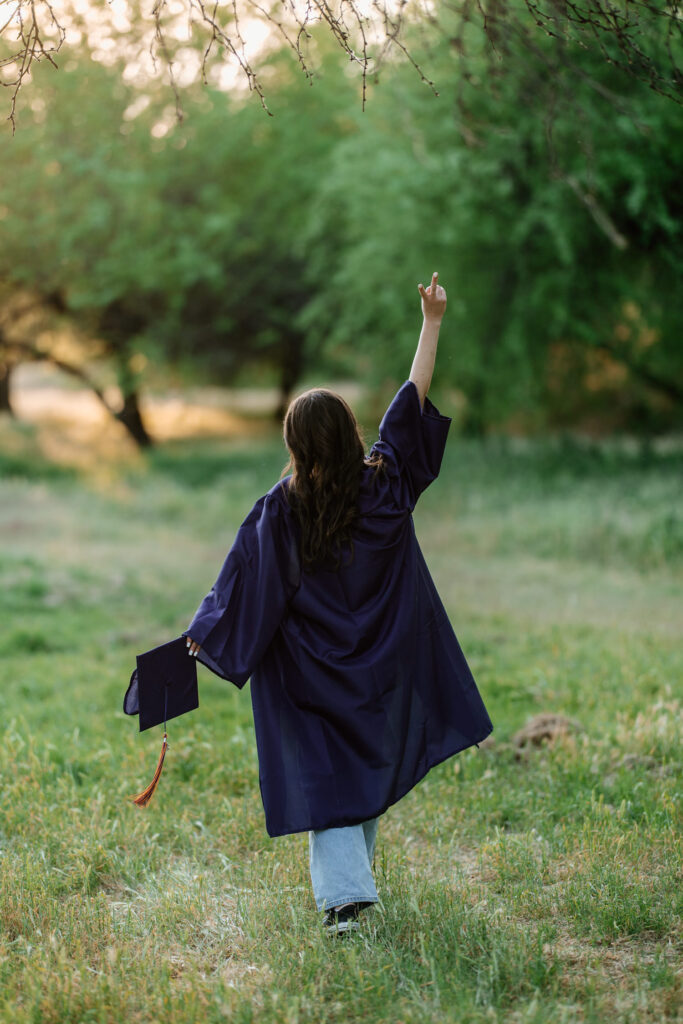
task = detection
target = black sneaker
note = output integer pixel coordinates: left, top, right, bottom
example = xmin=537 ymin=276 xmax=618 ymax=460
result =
xmin=322 ymin=901 xmax=362 ymax=936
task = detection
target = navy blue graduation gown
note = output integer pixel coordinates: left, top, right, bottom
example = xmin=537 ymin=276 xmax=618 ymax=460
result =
xmin=184 ymin=380 xmax=494 ymax=837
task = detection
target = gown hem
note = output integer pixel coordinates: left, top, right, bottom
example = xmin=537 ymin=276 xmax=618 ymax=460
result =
xmin=264 ymin=722 xmax=495 ymax=837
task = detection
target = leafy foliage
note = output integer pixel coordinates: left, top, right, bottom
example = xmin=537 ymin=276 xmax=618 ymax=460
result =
xmin=0 ymin=9 xmax=681 ymax=440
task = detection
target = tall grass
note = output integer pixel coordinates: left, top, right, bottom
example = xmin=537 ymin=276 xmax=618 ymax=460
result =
xmin=0 ymin=424 xmax=680 ymax=1023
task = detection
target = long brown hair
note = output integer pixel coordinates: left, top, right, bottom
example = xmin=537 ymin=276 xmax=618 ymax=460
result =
xmin=282 ymin=388 xmax=383 ymax=572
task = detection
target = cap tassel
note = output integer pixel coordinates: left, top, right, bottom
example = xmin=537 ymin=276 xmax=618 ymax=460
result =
xmin=131 ymin=732 xmax=168 ymax=807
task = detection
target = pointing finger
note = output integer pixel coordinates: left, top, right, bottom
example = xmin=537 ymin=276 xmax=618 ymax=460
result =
xmin=430 ymin=271 xmax=438 ymax=295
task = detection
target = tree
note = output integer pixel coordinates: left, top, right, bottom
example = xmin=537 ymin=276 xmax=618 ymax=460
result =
xmin=1 ymin=12 xmax=680 ymax=443
xmin=0 ymin=36 xmax=357 ymax=443
xmin=297 ymin=10 xmax=682 ymax=432
xmin=1 ymin=0 xmax=680 ymax=134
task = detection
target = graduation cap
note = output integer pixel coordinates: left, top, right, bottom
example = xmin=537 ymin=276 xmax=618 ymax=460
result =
xmin=123 ymin=636 xmax=199 ymax=806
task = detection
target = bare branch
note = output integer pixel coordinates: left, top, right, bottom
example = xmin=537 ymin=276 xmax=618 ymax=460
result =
xmin=151 ymin=0 xmax=184 ymax=122
xmin=561 ymin=172 xmax=630 ymax=249
xmin=1 ymin=0 xmax=680 ymax=131
xmin=1 ymin=0 xmax=66 ymax=133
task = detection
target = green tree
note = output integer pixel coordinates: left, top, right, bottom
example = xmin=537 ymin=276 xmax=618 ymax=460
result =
xmin=299 ymin=8 xmax=683 ymax=432
xmin=1 ymin=8 xmax=680 ymax=443
xmin=0 ymin=36 xmax=357 ymax=442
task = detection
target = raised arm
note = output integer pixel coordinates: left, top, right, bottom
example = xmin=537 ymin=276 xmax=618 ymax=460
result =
xmin=410 ymin=271 xmax=447 ymax=408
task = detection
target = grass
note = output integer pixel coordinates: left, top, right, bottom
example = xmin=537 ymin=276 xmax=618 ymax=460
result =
xmin=0 ymin=414 xmax=681 ymax=1023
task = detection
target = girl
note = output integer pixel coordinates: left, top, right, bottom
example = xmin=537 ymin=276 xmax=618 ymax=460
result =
xmin=184 ymin=272 xmax=494 ymax=936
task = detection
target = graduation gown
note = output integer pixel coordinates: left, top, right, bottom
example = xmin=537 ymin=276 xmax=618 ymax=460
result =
xmin=184 ymin=380 xmax=494 ymax=837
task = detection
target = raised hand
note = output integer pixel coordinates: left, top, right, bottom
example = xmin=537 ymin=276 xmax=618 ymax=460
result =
xmin=418 ymin=272 xmax=447 ymax=323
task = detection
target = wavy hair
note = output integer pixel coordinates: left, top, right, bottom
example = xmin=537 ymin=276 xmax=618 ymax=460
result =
xmin=281 ymin=388 xmax=384 ymax=572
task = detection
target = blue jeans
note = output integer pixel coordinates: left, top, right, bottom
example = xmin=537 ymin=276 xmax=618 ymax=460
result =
xmin=308 ymin=815 xmax=381 ymax=912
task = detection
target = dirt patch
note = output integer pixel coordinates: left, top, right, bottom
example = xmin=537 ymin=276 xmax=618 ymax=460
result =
xmin=512 ymin=712 xmax=584 ymax=756
xmin=546 ymin=925 xmax=679 ymax=978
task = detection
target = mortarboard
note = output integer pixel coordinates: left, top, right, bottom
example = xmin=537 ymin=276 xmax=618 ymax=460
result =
xmin=123 ymin=636 xmax=199 ymax=806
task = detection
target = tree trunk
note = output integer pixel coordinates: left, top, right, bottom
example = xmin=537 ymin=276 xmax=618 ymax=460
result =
xmin=116 ymin=389 xmax=153 ymax=448
xmin=3 ymin=336 xmax=154 ymax=447
xmin=461 ymin=148 xmax=531 ymax=436
xmin=461 ymin=262 xmax=519 ymax=437
xmin=0 ymin=359 xmax=13 ymax=415
xmin=275 ymin=334 xmax=305 ymax=422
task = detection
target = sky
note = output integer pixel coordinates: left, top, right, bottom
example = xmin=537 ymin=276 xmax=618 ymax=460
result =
xmin=1 ymin=0 xmax=412 ymax=94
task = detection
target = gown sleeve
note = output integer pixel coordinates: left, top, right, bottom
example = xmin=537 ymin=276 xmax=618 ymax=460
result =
xmin=182 ymin=487 xmax=300 ymax=688
xmin=369 ymin=379 xmax=452 ymax=510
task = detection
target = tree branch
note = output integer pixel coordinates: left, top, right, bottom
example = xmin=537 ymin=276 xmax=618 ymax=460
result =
xmin=594 ymin=339 xmax=683 ymax=405
xmin=3 ymin=0 xmax=679 ymax=131
xmin=561 ymin=173 xmax=629 ymax=250
xmin=5 ymin=337 xmax=120 ymax=417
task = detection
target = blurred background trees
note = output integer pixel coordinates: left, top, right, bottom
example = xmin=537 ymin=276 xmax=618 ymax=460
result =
xmin=0 ymin=0 xmax=680 ymax=446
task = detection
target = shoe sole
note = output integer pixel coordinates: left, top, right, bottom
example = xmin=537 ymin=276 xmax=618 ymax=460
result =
xmin=326 ymin=920 xmax=360 ymax=935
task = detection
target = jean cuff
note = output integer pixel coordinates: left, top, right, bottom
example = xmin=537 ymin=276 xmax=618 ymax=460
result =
xmin=318 ymin=894 xmax=379 ymax=912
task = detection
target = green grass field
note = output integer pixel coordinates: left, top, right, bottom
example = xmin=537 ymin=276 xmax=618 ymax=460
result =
xmin=0 ymin=419 xmax=681 ymax=1023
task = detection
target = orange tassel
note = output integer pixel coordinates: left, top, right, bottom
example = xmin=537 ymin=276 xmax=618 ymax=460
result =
xmin=132 ymin=732 xmax=168 ymax=807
